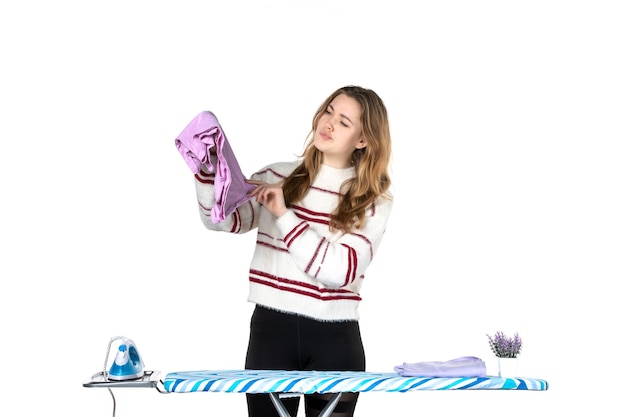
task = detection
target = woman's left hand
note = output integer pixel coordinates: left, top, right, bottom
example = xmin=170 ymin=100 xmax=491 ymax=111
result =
xmin=247 ymin=179 xmax=288 ymax=218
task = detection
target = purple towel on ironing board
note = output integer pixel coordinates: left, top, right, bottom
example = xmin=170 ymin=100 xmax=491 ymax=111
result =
xmin=393 ymin=356 xmax=487 ymax=377
xmin=175 ymin=111 xmax=255 ymax=223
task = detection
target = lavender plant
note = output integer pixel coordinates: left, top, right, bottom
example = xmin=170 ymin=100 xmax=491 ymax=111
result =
xmin=487 ymin=331 xmax=522 ymax=358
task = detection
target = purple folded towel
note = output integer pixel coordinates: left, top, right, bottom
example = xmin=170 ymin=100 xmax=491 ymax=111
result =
xmin=175 ymin=111 xmax=255 ymax=223
xmin=394 ymin=356 xmax=486 ymax=377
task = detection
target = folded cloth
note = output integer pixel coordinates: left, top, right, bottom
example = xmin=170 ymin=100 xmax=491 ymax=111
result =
xmin=175 ymin=111 xmax=255 ymax=223
xmin=394 ymin=356 xmax=486 ymax=377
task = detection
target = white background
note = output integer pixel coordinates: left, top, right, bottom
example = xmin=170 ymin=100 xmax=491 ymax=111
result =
xmin=1 ymin=1 xmax=624 ymax=416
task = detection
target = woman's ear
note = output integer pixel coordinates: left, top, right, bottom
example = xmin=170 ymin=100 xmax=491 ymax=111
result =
xmin=355 ymin=137 xmax=367 ymax=149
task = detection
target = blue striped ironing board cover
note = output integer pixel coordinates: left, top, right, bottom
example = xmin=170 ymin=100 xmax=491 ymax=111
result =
xmin=163 ymin=370 xmax=549 ymax=394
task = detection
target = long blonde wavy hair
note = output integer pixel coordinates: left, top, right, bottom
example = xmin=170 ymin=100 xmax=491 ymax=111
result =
xmin=282 ymin=85 xmax=392 ymax=233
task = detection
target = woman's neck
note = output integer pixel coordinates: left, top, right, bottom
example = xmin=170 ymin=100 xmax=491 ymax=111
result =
xmin=321 ymin=155 xmax=351 ymax=169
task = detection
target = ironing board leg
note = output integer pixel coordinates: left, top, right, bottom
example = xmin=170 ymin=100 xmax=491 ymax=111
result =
xmin=269 ymin=393 xmax=293 ymax=417
xmin=318 ymin=393 xmax=342 ymax=417
xmin=269 ymin=392 xmax=343 ymax=417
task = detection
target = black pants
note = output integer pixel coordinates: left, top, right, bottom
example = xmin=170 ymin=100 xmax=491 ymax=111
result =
xmin=245 ymin=305 xmax=366 ymax=417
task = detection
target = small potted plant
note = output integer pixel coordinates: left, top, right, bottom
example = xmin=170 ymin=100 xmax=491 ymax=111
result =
xmin=486 ymin=331 xmax=522 ymax=377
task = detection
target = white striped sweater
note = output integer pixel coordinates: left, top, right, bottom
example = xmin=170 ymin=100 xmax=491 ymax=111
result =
xmin=194 ymin=161 xmax=393 ymax=321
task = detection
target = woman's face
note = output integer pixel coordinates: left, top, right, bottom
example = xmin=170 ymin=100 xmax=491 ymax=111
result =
xmin=314 ymin=93 xmax=367 ymax=168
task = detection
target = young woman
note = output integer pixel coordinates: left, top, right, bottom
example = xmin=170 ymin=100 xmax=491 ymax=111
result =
xmin=193 ymin=85 xmax=393 ymax=416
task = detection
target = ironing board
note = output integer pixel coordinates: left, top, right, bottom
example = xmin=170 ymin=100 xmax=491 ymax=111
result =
xmin=85 ymin=370 xmax=548 ymax=417
xmin=161 ymin=370 xmax=549 ymax=417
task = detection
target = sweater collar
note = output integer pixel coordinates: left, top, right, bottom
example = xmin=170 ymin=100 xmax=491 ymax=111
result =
xmin=318 ymin=163 xmax=355 ymax=180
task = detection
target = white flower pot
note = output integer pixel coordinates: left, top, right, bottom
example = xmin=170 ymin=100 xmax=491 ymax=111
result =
xmin=497 ymin=357 xmax=519 ymax=378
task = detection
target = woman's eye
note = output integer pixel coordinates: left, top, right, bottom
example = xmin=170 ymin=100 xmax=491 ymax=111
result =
xmin=340 ymin=122 xmax=348 ymax=127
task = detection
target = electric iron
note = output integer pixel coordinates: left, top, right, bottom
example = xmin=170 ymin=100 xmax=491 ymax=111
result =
xmin=107 ymin=338 xmax=145 ymax=381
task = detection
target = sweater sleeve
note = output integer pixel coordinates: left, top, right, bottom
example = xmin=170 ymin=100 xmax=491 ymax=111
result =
xmin=194 ymin=163 xmax=259 ymax=234
xmin=274 ymin=196 xmax=393 ymax=289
